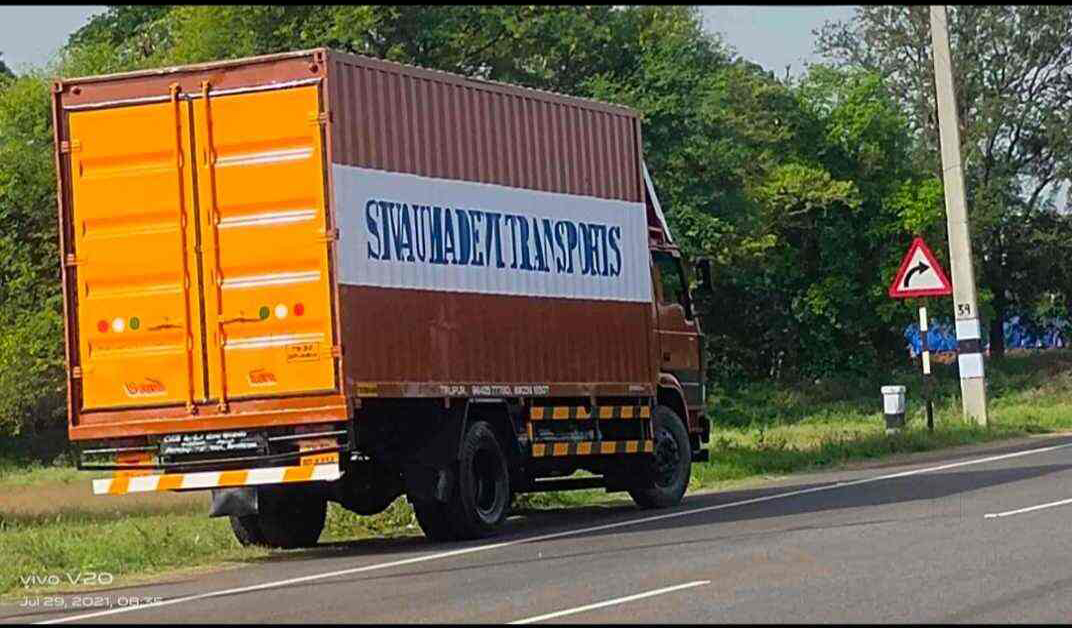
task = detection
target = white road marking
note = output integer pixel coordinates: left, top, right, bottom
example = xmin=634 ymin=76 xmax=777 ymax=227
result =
xmin=984 ymin=496 xmax=1072 ymax=519
xmin=38 ymin=439 xmax=1072 ymax=624
xmin=508 ymin=580 xmax=710 ymax=624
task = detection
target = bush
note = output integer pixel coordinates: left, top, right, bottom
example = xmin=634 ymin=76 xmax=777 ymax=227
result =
xmin=0 ymin=307 xmax=66 ymax=436
xmin=0 ymin=72 xmax=66 ymax=436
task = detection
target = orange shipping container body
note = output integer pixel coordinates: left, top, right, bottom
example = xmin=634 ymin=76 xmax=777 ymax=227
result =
xmin=52 ymin=49 xmax=656 ymax=442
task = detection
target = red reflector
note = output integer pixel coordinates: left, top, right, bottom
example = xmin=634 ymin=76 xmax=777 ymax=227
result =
xmin=294 ymin=303 xmax=304 ymax=316
xmin=97 ymin=320 xmax=108 ymax=333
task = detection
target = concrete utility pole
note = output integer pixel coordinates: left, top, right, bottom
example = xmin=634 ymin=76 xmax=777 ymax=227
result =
xmin=929 ymin=5 xmax=988 ymax=425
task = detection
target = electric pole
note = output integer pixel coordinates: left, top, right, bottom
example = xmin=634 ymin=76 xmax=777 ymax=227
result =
xmin=929 ymin=5 xmax=988 ymax=425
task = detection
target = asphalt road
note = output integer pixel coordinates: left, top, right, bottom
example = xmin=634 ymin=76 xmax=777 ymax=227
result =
xmin=5 ymin=433 xmax=1072 ymax=624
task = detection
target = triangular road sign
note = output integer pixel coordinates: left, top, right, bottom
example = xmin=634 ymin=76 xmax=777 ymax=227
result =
xmin=888 ymin=237 xmax=952 ymax=298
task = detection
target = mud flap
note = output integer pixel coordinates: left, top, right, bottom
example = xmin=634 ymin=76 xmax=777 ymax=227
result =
xmin=210 ymin=486 xmax=258 ymax=517
xmin=402 ymin=403 xmax=469 ymax=504
xmin=404 ymin=464 xmax=455 ymax=504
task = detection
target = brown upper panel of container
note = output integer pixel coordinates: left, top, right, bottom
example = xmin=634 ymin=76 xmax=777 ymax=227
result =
xmin=325 ymin=51 xmax=642 ymax=202
xmin=53 ymin=49 xmax=326 ymax=108
xmin=54 ymin=48 xmax=644 ymax=203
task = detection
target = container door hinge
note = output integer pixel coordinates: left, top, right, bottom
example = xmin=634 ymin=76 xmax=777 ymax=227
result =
xmin=65 ymin=254 xmax=84 ymax=267
xmin=319 ymin=228 xmax=339 ymax=243
xmin=71 ymin=366 xmax=82 ymax=379
xmin=332 ymin=345 xmax=343 ymax=358
xmin=309 ymin=111 xmax=330 ymax=126
xmin=60 ymin=140 xmax=82 ymax=154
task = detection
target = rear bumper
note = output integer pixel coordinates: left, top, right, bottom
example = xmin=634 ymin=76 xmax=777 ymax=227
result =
xmin=77 ymin=419 xmax=352 ymax=493
xmin=92 ymin=462 xmax=341 ymax=495
xmin=68 ymin=393 xmax=349 ymax=441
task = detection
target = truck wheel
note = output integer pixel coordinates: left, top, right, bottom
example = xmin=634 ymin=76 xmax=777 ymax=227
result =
xmin=229 ymin=493 xmax=327 ymax=549
xmin=628 ymin=405 xmax=692 ymax=509
xmin=451 ymin=420 xmax=511 ymax=538
xmin=415 ymin=420 xmax=511 ymax=541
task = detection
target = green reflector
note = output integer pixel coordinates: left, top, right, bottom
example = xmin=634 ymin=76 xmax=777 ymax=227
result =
xmin=129 ymin=317 xmax=140 ymax=330
xmin=259 ymin=306 xmax=270 ymax=320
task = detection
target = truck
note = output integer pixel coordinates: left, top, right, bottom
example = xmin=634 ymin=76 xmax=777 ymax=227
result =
xmin=51 ymin=48 xmax=712 ymax=548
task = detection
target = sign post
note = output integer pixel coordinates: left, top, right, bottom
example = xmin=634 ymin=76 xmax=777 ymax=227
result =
xmin=889 ymin=237 xmax=953 ymax=431
xmin=919 ymin=305 xmax=933 ymax=431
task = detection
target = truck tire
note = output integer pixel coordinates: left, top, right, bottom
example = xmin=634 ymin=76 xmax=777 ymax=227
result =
xmin=415 ymin=420 xmax=511 ymax=541
xmin=628 ymin=405 xmax=692 ymax=509
xmin=229 ymin=514 xmax=267 ymax=546
xmin=229 ymin=493 xmax=327 ymax=549
xmin=413 ymin=485 xmax=515 ymax=542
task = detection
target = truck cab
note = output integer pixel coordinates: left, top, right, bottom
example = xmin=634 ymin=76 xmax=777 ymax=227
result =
xmin=643 ymin=165 xmax=711 ymax=455
xmin=652 ymin=242 xmax=708 ymax=443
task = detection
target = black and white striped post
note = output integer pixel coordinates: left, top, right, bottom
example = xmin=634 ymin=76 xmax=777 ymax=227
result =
xmin=919 ymin=305 xmax=934 ymax=431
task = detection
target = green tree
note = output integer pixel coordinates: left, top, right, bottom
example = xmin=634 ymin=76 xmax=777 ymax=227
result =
xmin=0 ymin=73 xmax=66 ymax=434
xmin=817 ymin=6 xmax=1072 ymax=357
xmin=591 ymin=34 xmax=932 ymax=379
xmin=147 ymin=5 xmax=705 ymax=98
xmin=65 ymin=5 xmax=173 ymax=70
xmin=69 ymin=5 xmax=171 ymax=47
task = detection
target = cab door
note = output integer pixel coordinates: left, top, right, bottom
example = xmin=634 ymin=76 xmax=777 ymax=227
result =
xmin=192 ymin=85 xmax=337 ymax=404
xmin=652 ymin=250 xmax=703 ymax=417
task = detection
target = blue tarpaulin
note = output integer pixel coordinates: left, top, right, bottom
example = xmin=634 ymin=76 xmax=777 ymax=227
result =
xmin=904 ymin=316 xmax=1068 ymax=356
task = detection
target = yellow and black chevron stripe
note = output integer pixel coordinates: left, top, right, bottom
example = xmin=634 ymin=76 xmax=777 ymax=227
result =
xmin=529 ymin=406 xmax=652 ymax=421
xmin=531 ymin=439 xmax=654 ymax=457
xmin=596 ymin=405 xmax=651 ymax=420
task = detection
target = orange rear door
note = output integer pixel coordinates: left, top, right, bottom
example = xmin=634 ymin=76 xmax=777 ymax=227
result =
xmin=192 ymin=85 xmax=337 ymax=403
xmin=67 ymin=97 xmax=206 ymax=410
xmin=66 ymin=85 xmax=337 ymax=413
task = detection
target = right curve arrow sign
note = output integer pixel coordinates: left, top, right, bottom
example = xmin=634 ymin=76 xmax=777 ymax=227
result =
xmin=889 ymin=237 xmax=952 ymax=298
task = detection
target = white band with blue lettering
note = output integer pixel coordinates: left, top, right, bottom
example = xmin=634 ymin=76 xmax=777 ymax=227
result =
xmin=333 ymin=165 xmax=654 ymax=303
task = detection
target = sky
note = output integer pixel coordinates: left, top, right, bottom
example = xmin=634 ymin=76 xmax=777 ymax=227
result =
xmin=0 ymin=5 xmax=107 ymax=71
xmin=699 ymin=6 xmax=855 ymax=76
xmin=0 ymin=5 xmax=854 ymax=73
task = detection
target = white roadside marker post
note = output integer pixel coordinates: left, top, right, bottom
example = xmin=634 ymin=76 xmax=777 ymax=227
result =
xmin=881 ymin=385 xmax=907 ymax=433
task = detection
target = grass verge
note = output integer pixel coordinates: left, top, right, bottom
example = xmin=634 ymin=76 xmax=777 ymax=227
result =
xmin=1 ymin=349 xmax=1069 ymax=597
xmin=695 ymin=349 xmax=1072 ymax=484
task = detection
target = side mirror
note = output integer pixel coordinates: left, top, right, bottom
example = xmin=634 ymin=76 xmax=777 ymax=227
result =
xmin=694 ymin=258 xmax=713 ymax=292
